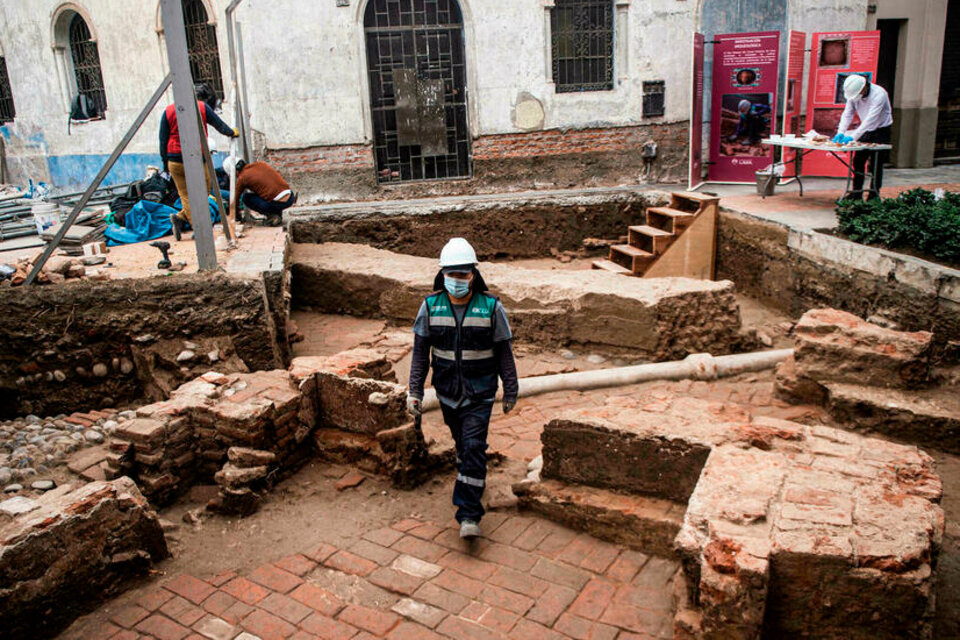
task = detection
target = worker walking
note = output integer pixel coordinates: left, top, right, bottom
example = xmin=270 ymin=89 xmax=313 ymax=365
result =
xmin=160 ymin=83 xmax=238 ymax=240
xmin=407 ymin=238 xmax=519 ymax=539
xmin=235 ymin=160 xmax=298 ymax=226
xmin=834 ymin=74 xmax=893 ymax=200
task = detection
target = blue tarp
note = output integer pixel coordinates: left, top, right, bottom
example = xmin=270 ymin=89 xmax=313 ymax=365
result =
xmin=104 ymin=197 xmax=221 ymax=246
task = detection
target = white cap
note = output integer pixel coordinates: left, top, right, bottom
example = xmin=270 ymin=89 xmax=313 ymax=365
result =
xmin=738 ymin=99 xmax=751 ymax=111
xmin=439 ymin=237 xmax=478 ymax=267
xmin=843 ymin=74 xmax=867 ymax=101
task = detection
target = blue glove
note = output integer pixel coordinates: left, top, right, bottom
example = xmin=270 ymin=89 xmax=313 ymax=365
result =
xmin=842 ymin=135 xmax=854 ymax=144
xmin=832 ymin=134 xmax=845 ymax=143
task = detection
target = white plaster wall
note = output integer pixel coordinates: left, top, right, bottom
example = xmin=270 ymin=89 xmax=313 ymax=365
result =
xmin=0 ymin=0 xmax=238 ymax=174
xmin=0 ymin=0 xmax=868 ymax=172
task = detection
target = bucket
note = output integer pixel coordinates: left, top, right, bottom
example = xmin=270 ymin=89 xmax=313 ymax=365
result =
xmin=32 ymin=201 xmax=60 ymax=236
xmin=755 ymin=171 xmax=777 ymax=197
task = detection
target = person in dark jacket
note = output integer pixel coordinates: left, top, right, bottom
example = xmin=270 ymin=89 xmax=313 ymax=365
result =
xmin=160 ymin=83 xmax=237 ymax=240
xmin=235 ymin=160 xmax=297 ymax=226
xmin=407 ymin=238 xmax=519 ymax=539
xmin=728 ymin=99 xmax=771 ymax=145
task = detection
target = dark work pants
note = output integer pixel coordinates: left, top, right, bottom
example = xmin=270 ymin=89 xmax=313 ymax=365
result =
xmin=439 ymin=401 xmax=493 ymax=524
xmin=852 ymin=125 xmax=892 ymax=199
xmin=242 ymin=192 xmax=294 ymax=217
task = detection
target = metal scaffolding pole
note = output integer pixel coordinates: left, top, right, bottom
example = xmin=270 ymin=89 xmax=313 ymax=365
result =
xmin=23 ymin=75 xmax=173 ymax=285
xmin=160 ymin=0 xmax=217 ymax=271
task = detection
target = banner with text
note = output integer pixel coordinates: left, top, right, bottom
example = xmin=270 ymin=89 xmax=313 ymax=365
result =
xmin=709 ymin=31 xmax=780 ymax=183
xmin=690 ymin=32 xmax=705 ymax=190
xmin=781 ymin=31 xmax=806 ymax=177
xmin=804 ymin=30 xmax=881 ymax=176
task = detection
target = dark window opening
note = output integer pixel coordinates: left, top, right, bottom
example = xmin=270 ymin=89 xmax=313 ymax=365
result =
xmin=0 ymin=56 xmax=15 ymax=124
xmin=643 ymin=81 xmax=665 ymax=117
xmin=551 ymin=0 xmax=614 ymax=93
xmin=69 ymin=14 xmax=107 ymax=114
xmin=182 ymin=0 xmax=224 ymax=99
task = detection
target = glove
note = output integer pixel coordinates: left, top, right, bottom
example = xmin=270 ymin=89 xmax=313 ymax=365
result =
xmin=502 ymin=398 xmax=517 ymax=415
xmin=231 ymin=127 xmax=240 ymax=138
xmin=832 ymin=133 xmax=845 ymax=143
xmin=842 ymin=135 xmax=854 ymax=144
xmin=406 ymin=395 xmax=422 ymax=417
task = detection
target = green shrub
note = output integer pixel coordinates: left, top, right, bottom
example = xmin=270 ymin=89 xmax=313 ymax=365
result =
xmin=836 ymin=188 xmax=960 ymax=264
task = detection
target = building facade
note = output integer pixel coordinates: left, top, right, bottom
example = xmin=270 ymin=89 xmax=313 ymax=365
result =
xmin=0 ymin=0 xmax=875 ymax=200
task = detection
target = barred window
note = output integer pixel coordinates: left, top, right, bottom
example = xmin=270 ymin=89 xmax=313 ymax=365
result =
xmin=551 ymin=0 xmax=615 ymax=93
xmin=643 ymin=81 xmax=665 ymax=117
xmin=68 ymin=14 xmax=107 ymax=114
xmin=182 ymin=0 xmax=224 ymax=99
xmin=0 ymin=56 xmax=14 ymax=124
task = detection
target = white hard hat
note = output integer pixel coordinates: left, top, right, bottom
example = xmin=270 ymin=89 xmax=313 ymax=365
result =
xmin=439 ymin=237 xmax=478 ymax=267
xmin=738 ymin=99 xmax=751 ymax=111
xmin=843 ymin=74 xmax=867 ymax=101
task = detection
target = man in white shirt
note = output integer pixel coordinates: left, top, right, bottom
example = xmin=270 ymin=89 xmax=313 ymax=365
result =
xmin=835 ymin=74 xmax=894 ymax=199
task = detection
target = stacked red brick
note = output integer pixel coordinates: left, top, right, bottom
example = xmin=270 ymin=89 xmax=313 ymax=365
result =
xmin=776 ymin=308 xmax=960 ymax=453
xmin=106 ymin=370 xmax=312 ymax=508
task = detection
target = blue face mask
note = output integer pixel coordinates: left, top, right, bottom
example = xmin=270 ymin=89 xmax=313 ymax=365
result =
xmin=444 ymin=275 xmax=471 ymax=299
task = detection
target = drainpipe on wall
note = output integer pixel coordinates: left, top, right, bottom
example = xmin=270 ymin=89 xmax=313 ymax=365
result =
xmin=226 ymin=0 xmax=252 ymax=162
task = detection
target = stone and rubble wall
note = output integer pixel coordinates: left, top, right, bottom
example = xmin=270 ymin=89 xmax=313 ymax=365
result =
xmin=0 ymin=477 xmax=168 ymax=640
xmin=291 ymin=242 xmax=742 ymax=359
xmin=0 ymin=272 xmax=289 ymax=420
xmin=289 ymin=188 xmax=668 ymax=259
xmin=716 ymin=208 xmax=960 ymax=351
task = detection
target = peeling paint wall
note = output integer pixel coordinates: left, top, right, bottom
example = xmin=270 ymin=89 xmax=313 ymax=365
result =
xmin=0 ymin=0 xmax=237 ymax=189
xmin=0 ymin=0 xmax=867 ymax=191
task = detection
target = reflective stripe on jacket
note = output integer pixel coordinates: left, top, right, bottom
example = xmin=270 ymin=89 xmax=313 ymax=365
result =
xmin=426 ymin=291 xmax=499 ymax=400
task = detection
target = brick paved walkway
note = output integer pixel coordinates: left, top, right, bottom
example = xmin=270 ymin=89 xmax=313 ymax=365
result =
xmin=61 ymin=514 xmax=678 ymax=640
xmin=57 ymin=372 xmax=819 ymax=640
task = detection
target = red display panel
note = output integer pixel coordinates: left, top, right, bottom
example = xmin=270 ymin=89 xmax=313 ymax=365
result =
xmin=781 ymin=31 xmax=806 ymax=177
xmin=803 ymin=30 xmax=881 ymax=176
xmin=689 ymin=32 xmax=705 ymax=190
xmin=708 ymin=31 xmax=780 ymax=183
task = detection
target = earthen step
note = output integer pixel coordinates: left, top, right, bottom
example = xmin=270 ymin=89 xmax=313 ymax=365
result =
xmin=627 ymin=225 xmax=674 ymax=255
xmin=609 ymin=244 xmax=656 ymax=273
xmin=513 ymin=478 xmax=685 ymax=558
xmin=591 ymin=258 xmax=633 ymax=275
xmin=645 ymin=207 xmax=696 ymax=234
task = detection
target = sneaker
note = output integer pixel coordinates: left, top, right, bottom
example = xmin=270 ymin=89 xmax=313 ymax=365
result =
xmin=459 ymin=520 xmax=482 ymax=539
xmin=170 ymin=214 xmax=182 ymax=241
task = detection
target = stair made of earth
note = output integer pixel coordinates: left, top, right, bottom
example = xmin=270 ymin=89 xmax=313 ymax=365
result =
xmin=593 ymin=191 xmax=719 ymax=277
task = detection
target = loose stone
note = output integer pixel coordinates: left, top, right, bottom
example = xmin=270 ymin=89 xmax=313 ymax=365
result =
xmin=31 ymin=480 xmax=55 ymax=491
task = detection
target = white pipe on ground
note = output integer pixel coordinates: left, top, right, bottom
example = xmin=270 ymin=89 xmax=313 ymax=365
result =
xmin=419 ymin=349 xmax=793 ymax=411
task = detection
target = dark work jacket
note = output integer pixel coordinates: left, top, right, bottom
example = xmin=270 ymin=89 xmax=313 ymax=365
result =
xmin=425 ymin=290 xmax=499 ymax=401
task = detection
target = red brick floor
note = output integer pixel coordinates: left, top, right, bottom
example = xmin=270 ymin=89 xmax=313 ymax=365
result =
xmin=60 ymin=515 xmax=678 ymax=640
xmin=58 ymin=373 xmax=818 ymax=640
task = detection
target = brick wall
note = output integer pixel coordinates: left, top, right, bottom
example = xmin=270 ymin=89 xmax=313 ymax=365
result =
xmin=265 ymin=143 xmax=375 ymax=174
xmin=264 ymin=121 xmax=690 ymax=201
xmin=473 ymin=122 xmax=686 ymax=160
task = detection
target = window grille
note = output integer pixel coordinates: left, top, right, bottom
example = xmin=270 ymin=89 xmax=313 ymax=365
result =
xmin=69 ymin=14 xmax=107 ymax=113
xmin=643 ymin=80 xmax=665 ymax=117
xmin=0 ymin=57 xmax=15 ymax=124
xmin=182 ymin=0 xmax=224 ymax=99
xmin=551 ymin=0 xmax=614 ymax=93
xmin=364 ymin=0 xmax=472 ymax=183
